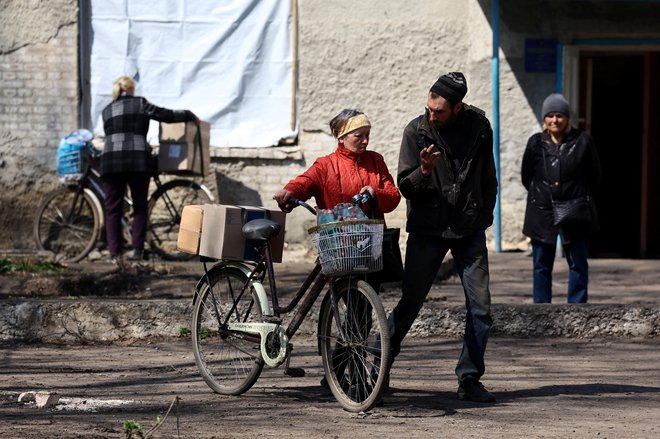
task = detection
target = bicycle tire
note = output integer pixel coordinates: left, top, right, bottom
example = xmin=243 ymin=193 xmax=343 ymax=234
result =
xmin=33 ymin=186 xmax=101 ymax=263
xmin=147 ymin=179 xmax=214 ymax=260
xmin=192 ymin=265 xmax=265 ymax=395
xmin=318 ymin=278 xmax=391 ymax=412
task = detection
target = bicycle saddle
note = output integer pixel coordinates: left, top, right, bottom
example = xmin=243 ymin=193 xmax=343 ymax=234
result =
xmin=242 ymin=218 xmax=281 ymax=242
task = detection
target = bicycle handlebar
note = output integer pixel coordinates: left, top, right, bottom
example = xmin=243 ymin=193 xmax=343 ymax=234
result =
xmin=286 ymin=197 xmax=317 ymax=215
xmin=273 ymin=195 xmax=316 ymax=215
xmin=275 ymin=191 xmax=372 ymax=217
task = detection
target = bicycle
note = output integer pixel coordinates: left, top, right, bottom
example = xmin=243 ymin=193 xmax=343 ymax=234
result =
xmin=191 ymin=197 xmax=391 ymax=412
xmin=33 ymin=141 xmax=215 ymax=262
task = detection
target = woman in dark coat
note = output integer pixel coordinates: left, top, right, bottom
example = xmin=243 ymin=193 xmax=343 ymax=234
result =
xmin=521 ymin=93 xmax=602 ymax=303
xmin=101 ymin=76 xmax=198 ymax=269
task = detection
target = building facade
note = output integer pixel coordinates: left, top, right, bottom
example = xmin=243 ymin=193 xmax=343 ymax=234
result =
xmin=1 ymin=0 xmax=659 ymax=257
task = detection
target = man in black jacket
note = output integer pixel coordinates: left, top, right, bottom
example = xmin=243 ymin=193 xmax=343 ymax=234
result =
xmin=390 ymin=72 xmax=498 ymax=403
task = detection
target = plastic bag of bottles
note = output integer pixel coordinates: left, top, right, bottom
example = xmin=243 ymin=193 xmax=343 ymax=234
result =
xmin=317 ymin=202 xmax=367 ymax=226
xmin=56 ymin=129 xmax=93 ymax=180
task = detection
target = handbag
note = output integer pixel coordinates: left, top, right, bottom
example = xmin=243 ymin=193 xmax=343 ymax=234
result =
xmin=361 ymin=198 xmax=403 ymax=284
xmin=542 ymin=149 xmax=597 ymax=226
xmin=552 ymin=196 xmax=596 ymax=226
xmin=378 ymin=227 xmax=404 ymax=283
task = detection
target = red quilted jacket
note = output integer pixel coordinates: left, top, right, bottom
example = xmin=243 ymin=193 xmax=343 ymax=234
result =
xmin=284 ymin=145 xmax=401 ymax=219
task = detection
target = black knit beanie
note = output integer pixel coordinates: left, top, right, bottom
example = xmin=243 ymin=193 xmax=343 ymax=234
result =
xmin=541 ymin=93 xmax=570 ymax=118
xmin=430 ymin=72 xmax=468 ymax=104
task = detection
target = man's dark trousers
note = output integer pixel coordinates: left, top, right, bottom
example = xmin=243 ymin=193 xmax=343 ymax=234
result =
xmin=390 ymin=230 xmax=493 ymax=381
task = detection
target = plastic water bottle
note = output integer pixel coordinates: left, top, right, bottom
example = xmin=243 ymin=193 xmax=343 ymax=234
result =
xmin=352 ymin=192 xmax=370 ymax=205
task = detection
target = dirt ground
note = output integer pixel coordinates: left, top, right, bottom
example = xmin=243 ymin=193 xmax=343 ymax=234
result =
xmin=2 ymin=251 xmax=660 ymax=437
xmin=1 ymin=336 xmax=660 ymax=438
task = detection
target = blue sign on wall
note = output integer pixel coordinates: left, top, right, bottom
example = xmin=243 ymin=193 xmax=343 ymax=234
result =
xmin=525 ymin=38 xmax=558 ymax=73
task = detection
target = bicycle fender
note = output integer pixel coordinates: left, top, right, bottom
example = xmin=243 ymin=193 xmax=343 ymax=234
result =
xmin=192 ymin=261 xmax=272 ymax=316
xmin=83 ymin=187 xmax=105 ymax=229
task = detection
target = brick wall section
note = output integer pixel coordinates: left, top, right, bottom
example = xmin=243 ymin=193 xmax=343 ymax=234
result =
xmin=0 ymin=1 xmax=79 ymax=248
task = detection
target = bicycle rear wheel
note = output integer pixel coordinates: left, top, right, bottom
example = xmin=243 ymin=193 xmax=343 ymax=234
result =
xmin=192 ymin=265 xmax=265 ymax=395
xmin=148 ymin=179 xmax=213 ymax=260
xmin=33 ymin=186 xmax=101 ymax=262
xmin=318 ymin=278 xmax=391 ymax=412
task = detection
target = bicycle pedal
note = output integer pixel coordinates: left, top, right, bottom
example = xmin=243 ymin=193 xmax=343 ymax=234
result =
xmin=284 ymin=367 xmax=306 ymax=378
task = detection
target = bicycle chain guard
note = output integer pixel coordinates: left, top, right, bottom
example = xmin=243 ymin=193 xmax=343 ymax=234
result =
xmin=227 ymin=322 xmax=289 ymax=368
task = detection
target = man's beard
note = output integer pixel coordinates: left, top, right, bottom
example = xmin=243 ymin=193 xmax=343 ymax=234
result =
xmin=432 ymin=110 xmax=457 ymax=130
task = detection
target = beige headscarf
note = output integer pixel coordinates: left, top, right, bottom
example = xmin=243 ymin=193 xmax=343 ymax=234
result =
xmin=336 ymin=114 xmax=371 ymax=139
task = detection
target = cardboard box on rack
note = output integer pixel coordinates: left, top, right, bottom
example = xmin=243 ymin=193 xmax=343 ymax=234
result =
xmin=197 ymin=204 xmax=287 ymax=262
xmin=176 ymin=205 xmax=205 ymax=254
xmin=158 ymin=121 xmax=210 ymax=176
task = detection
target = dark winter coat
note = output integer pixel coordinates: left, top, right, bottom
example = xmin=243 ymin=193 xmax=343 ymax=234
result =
xmin=521 ymin=128 xmax=602 ymax=244
xmin=397 ymin=105 xmax=498 ymax=238
xmin=101 ymin=95 xmax=195 ymax=175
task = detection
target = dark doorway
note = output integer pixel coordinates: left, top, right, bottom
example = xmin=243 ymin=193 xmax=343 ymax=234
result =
xmin=579 ymin=54 xmax=645 ymax=258
xmin=642 ymin=53 xmax=660 ymax=258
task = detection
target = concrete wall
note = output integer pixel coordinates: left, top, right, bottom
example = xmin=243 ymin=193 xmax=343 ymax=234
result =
xmin=226 ymin=0 xmax=504 ymax=247
xmin=2 ymin=0 xmax=659 ymax=253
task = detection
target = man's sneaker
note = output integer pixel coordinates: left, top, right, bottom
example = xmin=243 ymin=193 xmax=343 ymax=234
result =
xmin=457 ymin=378 xmax=496 ymax=403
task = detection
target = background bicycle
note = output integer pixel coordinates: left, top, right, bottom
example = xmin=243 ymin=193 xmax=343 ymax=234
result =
xmin=190 ymin=198 xmax=391 ymax=413
xmin=33 ymin=130 xmax=214 ymax=262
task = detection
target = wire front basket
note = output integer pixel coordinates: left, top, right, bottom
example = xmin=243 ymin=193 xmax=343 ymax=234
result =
xmin=308 ymin=219 xmax=384 ymax=276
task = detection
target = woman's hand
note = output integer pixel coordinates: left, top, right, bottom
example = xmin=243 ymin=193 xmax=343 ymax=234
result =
xmin=420 ymin=144 xmax=442 ymax=176
xmin=359 ymin=186 xmax=376 ymax=199
xmin=273 ymin=189 xmax=294 ymax=212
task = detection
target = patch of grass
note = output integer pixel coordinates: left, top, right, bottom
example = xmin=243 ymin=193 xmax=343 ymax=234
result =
xmin=122 ymin=396 xmax=180 ymax=438
xmin=178 ymin=326 xmax=190 ymax=337
xmin=0 ymin=257 xmax=65 ymax=275
xmin=122 ymin=419 xmax=143 ymax=438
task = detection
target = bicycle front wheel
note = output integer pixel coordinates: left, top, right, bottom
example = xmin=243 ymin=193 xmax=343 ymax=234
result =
xmin=148 ymin=179 xmax=213 ymax=260
xmin=192 ymin=265 xmax=265 ymax=395
xmin=33 ymin=186 xmax=101 ymax=262
xmin=318 ymin=278 xmax=391 ymax=412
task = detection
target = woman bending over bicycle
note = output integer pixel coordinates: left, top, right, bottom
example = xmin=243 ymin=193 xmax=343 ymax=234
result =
xmin=273 ymin=108 xmax=401 ymax=253
xmin=274 ymin=109 xmax=399 ymax=220
xmin=274 ymin=108 xmax=400 ymax=387
xmin=101 ymin=76 xmax=199 ymax=269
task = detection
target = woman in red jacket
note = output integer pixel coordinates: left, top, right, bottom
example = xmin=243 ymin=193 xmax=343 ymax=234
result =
xmin=273 ymin=109 xmax=400 ymax=219
xmin=274 ymin=109 xmax=400 ymax=391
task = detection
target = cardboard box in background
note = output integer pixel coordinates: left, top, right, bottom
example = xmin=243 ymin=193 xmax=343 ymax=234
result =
xmin=198 ymin=204 xmax=287 ymax=263
xmin=176 ymin=205 xmax=205 ymax=254
xmin=158 ymin=121 xmax=210 ymax=176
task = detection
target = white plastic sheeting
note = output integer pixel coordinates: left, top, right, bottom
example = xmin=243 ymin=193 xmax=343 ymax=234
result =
xmin=89 ymin=0 xmax=296 ymax=147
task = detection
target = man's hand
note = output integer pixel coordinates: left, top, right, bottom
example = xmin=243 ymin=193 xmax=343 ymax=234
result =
xmin=420 ymin=144 xmax=442 ymax=176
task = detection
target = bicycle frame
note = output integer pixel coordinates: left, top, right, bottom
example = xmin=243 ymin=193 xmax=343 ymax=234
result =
xmin=195 ymin=236 xmax=336 ymax=368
